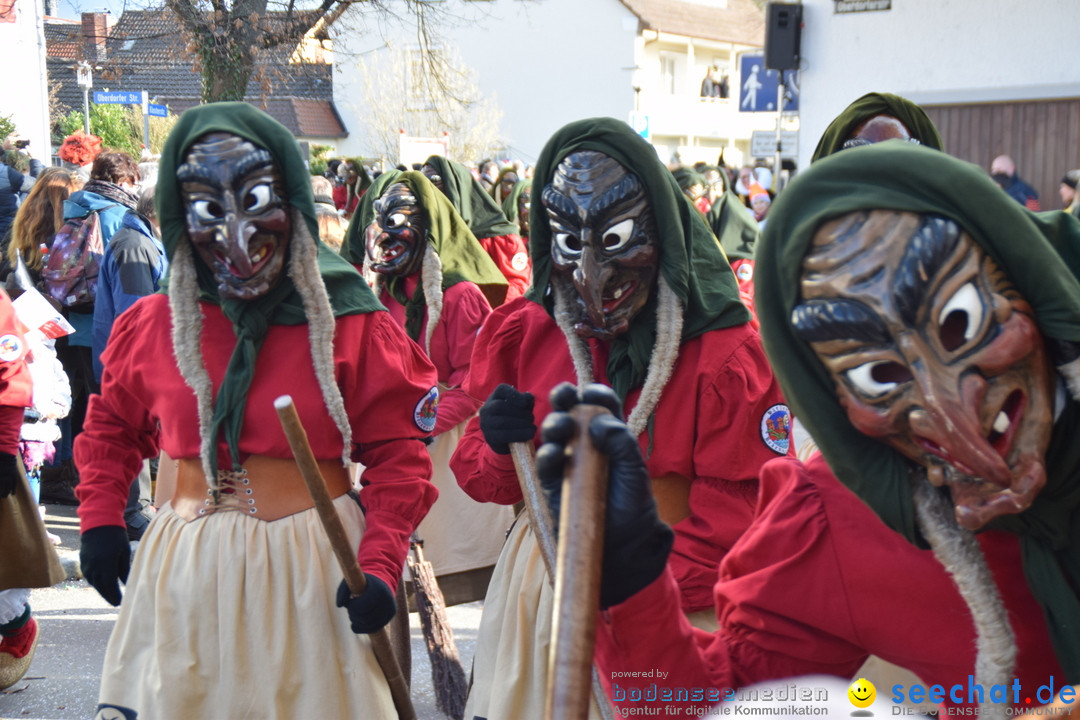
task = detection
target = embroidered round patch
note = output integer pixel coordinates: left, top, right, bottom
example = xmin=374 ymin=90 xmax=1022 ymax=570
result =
xmin=510 ymin=251 xmax=529 ymax=272
xmin=414 ymin=386 xmax=439 ymax=433
xmin=0 ymin=334 xmax=24 ymax=362
xmin=736 ymin=262 xmax=754 ymax=283
xmin=760 ymin=404 xmax=791 ymax=455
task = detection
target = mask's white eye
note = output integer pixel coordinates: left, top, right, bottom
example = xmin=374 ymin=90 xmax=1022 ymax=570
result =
xmin=244 ymin=184 xmax=272 ymax=213
xmin=602 ymin=219 xmax=635 ymax=251
xmin=845 ymin=360 xmax=912 ymax=398
xmin=554 ymin=232 xmax=582 ymax=255
xmin=387 ymin=213 xmax=407 ymax=229
xmin=191 ymin=200 xmax=223 ymax=222
xmin=938 ymin=282 xmax=983 ymax=351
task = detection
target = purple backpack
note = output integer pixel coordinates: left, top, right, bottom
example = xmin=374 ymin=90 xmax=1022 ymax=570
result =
xmin=42 ymin=205 xmax=115 ymax=309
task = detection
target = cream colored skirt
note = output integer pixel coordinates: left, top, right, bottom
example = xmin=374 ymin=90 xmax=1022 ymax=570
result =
xmin=466 ymin=515 xmax=722 ymax=720
xmin=414 ymin=422 xmax=514 ymax=576
xmin=466 ymin=517 xmax=604 ymax=720
xmin=95 ymin=495 xmax=395 ymax=720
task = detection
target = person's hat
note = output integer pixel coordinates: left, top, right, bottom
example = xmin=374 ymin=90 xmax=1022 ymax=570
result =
xmin=1062 ymin=170 xmax=1080 ymax=189
xmin=749 ymin=183 xmax=771 ymax=203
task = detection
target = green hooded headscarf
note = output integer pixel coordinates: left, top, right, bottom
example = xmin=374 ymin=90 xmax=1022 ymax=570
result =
xmin=156 ymin=102 xmax=382 ymax=472
xmin=500 ymin=179 xmax=530 ymax=236
xmin=339 ymin=169 xmax=403 ymax=265
xmin=757 ymin=140 xmax=1080 ymax=682
xmin=672 ymin=167 xmax=706 ymax=196
xmin=422 ymin=155 xmax=519 ymax=240
xmin=525 ymin=117 xmax=750 ymax=402
xmin=376 ymin=171 xmax=507 ymax=341
xmin=706 ymin=190 xmax=760 ymax=263
xmin=811 ymin=92 xmax=945 ymax=163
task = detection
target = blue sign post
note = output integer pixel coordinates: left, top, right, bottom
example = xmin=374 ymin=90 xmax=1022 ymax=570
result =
xmin=738 ymin=54 xmax=799 ymax=113
xmin=93 ymin=90 xmax=143 ymax=105
xmin=91 ymin=90 xmax=169 ymax=149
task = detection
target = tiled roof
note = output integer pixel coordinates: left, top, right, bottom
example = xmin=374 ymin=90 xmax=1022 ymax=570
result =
xmin=47 ymin=56 xmax=89 ymax=115
xmin=43 ymin=18 xmax=81 ymax=60
xmin=44 ymin=9 xmax=344 ymax=139
xmin=167 ymin=97 xmax=347 ymax=138
xmin=104 ymin=9 xmax=188 ymax=63
xmin=618 ymin=0 xmax=765 ymax=46
xmin=289 ymin=98 xmax=348 ymax=138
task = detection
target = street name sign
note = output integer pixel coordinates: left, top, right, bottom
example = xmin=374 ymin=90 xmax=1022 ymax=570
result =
xmin=93 ymin=90 xmax=143 ymax=105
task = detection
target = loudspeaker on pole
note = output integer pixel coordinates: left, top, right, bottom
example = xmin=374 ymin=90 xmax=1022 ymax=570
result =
xmin=765 ymin=2 xmax=802 ymax=71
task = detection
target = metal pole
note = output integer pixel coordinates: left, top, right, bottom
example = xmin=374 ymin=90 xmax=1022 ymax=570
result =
xmin=82 ymin=87 xmax=91 ymax=135
xmin=141 ymin=91 xmax=150 ymax=152
xmin=773 ymin=79 xmax=784 ymax=193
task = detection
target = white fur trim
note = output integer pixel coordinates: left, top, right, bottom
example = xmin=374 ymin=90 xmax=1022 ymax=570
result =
xmin=1057 ymin=357 xmax=1080 ymax=403
xmin=553 ymin=281 xmax=594 ymax=389
xmin=626 ymin=277 xmax=682 ymax=437
xmin=168 ymin=241 xmax=217 ymax=488
xmin=552 ymin=276 xmax=683 ymax=437
xmin=914 ymin=475 xmax=1015 ymax=720
xmin=287 ymin=211 xmax=352 ymax=466
xmin=421 ymin=245 xmax=443 ymax=356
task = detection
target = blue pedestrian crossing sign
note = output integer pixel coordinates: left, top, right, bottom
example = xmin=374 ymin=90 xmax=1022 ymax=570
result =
xmin=738 ymin=54 xmax=799 ymax=113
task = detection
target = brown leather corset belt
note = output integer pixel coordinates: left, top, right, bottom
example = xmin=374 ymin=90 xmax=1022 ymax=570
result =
xmin=171 ymin=455 xmax=352 ymax=522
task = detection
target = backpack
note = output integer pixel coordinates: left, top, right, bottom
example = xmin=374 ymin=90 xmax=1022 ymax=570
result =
xmin=42 ymin=205 xmax=115 ymax=310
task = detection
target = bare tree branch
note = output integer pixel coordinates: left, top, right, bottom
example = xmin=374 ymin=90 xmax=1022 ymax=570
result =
xmin=345 ymin=43 xmax=504 ymax=165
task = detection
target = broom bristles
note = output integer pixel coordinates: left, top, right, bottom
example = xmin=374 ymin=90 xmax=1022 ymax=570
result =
xmin=409 ymin=546 xmax=468 ymax=720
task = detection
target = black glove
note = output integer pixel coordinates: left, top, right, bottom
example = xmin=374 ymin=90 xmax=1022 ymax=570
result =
xmin=537 ymin=382 xmax=674 ymax=608
xmin=80 ymin=525 xmax=131 ymax=606
xmin=478 ymin=383 xmax=536 ymax=455
xmin=336 ymin=574 xmax=397 ymax=634
xmin=0 ymin=452 xmax=19 ymax=499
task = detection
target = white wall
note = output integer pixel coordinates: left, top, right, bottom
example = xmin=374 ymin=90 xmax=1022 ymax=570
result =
xmin=1 ymin=0 xmax=52 ymax=153
xmin=797 ymin=0 xmax=1080 ymax=170
xmin=334 ymin=0 xmax=638 ymax=165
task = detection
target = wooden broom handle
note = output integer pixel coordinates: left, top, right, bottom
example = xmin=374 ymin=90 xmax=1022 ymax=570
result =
xmin=274 ymin=396 xmax=416 ymax=720
xmin=511 ymin=439 xmax=618 ymax=720
xmin=545 ymin=404 xmax=610 ymax=720
xmin=510 ymin=442 xmax=558 ymax=575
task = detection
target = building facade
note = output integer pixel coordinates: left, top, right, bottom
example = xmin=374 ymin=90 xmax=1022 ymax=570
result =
xmin=333 ymin=0 xmax=781 ymax=170
xmin=796 ymin=0 xmax=1080 ymax=204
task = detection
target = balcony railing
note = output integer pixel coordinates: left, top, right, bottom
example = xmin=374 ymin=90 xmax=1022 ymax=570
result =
xmin=641 ymin=92 xmax=777 ymax=140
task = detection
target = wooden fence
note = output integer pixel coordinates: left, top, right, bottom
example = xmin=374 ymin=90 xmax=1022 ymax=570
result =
xmin=923 ymin=97 xmax=1080 ymax=211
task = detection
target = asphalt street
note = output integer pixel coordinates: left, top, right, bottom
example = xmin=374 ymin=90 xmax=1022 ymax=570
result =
xmin=0 ymin=504 xmax=482 ymax=720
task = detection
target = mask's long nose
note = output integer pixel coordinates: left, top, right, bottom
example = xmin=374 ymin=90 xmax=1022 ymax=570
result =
xmin=899 ymin=333 xmax=1011 ymax=486
xmin=575 ymin=239 xmax=611 ymax=330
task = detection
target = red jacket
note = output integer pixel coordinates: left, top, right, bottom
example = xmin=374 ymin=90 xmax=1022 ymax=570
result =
xmin=450 ymin=297 xmax=791 ymax=611
xmin=379 ymin=275 xmax=491 ymax=434
xmin=74 ymin=295 xmax=439 ymax=590
xmin=332 ymin=184 xmax=361 ymax=218
xmin=477 ymin=233 xmax=531 ymax=304
xmin=594 ymin=452 xmax=1061 ymax=716
xmin=0 ymin=289 xmax=32 ymax=453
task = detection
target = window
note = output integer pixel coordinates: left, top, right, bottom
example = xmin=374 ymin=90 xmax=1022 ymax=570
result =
xmin=408 ymin=49 xmax=426 ymax=101
xmin=660 ymin=52 xmax=677 ymax=95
